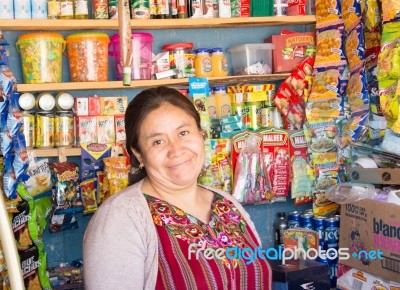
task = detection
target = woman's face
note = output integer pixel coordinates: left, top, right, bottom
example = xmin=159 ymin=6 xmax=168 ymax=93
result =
xmin=133 ymin=103 xmax=205 ymax=189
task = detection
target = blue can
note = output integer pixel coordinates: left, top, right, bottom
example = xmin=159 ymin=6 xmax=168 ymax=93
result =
xmin=299 ymin=213 xmax=314 ymax=229
xmin=313 ymin=216 xmax=325 ymax=248
xmin=288 ymin=211 xmax=300 ymax=228
xmin=328 ymin=260 xmax=338 ymax=288
xmin=323 ymin=217 xmax=340 ymax=249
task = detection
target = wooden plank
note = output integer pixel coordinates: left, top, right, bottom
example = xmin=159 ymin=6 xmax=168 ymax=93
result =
xmin=347 ymin=167 xmax=400 ymax=185
xmin=28 ymin=147 xmax=81 ymax=157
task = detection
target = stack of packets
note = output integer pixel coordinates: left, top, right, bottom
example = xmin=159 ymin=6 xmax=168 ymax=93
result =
xmin=74 ymin=95 xmax=127 ymax=146
xmin=210 ymin=115 xmax=246 ymax=139
xmin=336 ymin=264 xmax=400 ymax=290
xmin=80 ymin=145 xmax=130 ymax=215
xmin=231 ymin=129 xmax=312 ymax=205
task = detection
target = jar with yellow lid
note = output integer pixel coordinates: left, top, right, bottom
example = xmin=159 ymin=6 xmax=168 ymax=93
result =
xmin=211 ymin=47 xmax=229 ymax=77
xmin=195 ymin=48 xmax=213 ymax=78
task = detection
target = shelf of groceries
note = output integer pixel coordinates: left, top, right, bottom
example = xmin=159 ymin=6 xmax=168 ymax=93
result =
xmin=17 ymin=73 xmax=291 ymax=92
xmin=27 ymin=147 xmax=82 ymax=157
xmin=0 ymin=16 xmax=316 ymax=31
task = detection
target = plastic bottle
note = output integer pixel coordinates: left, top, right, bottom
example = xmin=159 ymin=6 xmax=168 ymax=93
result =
xmin=74 ymin=0 xmax=89 ymax=19
xmin=59 ymin=0 xmax=74 ymax=18
xmin=194 ymin=48 xmax=213 ymax=78
xmin=214 ymin=86 xmax=231 ymax=119
xmin=211 ymin=47 xmax=228 ymax=77
xmin=274 ymin=212 xmax=288 ymax=249
xmin=207 ymin=92 xmax=217 ymax=119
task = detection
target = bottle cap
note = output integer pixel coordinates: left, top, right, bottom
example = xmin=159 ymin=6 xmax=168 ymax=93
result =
xmin=19 ymin=93 xmax=36 ymax=111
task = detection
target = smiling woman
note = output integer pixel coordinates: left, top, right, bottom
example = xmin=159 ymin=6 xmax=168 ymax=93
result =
xmin=83 ymin=86 xmax=272 ymax=289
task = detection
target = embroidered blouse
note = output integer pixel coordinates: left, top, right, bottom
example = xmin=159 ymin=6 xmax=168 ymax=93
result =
xmin=144 ymin=192 xmax=271 ymax=290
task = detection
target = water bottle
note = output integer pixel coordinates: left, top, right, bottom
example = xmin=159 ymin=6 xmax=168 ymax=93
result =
xmin=274 ymin=212 xmax=288 ymax=249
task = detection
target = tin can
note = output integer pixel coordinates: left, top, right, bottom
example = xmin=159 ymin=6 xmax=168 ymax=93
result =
xmin=35 ymin=111 xmax=55 ymax=148
xmin=22 ymin=111 xmax=35 ymax=149
xmin=0 ymin=0 xmax=14 ymax=19
xmin=288 ymin=211 xmax=300 ymax=228
xmin=323 ymin=217 xmax=340 ymax=249
xmin=130 ymin=0 xmax=150 ymax=18
xmin=36 ymin=92 xmax=56 ymax=111
xmin=313 ymin=216 xmax=325 ymax=249
xmin=244 ymin=101 xmax=263 ymax=131
xmin=55 ymin=92 xmax=74 ymax=111
xmin=306 ymin=0 xmax=315 ymax=15
xmin=261 ymin=106 xmax=274 ymax=128
xmin=92 ymin=0 xmax=109 ymax=19
xmin=55 ymin=111 xmax=74 ymax=147
xmin=108 ymin=0 xmax=118 ymax=19
xmin=304 ymin=209 xmax=314 ymax=215
xmin=299 ymin=213 xmax=313 ymax=229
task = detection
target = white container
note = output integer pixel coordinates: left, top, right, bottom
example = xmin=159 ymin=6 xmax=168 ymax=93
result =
xmin=0 ymin=0 xmax=14 ymax=19
xmin=228 ymin=43 xmax=274 ymax=75
xmin=32 ymin=0 xmax=48 ymax=19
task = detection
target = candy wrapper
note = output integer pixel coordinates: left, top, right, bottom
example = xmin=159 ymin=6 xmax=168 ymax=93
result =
xmin=103 ymin=156 xmax=130 ymax=199
xmin=232 ymin=134 xmax=268 ymax=204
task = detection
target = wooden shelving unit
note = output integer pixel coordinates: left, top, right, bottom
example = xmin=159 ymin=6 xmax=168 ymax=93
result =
xmin=0 ymin=16 xmax=316 ymax=31
xmin=27 ymin=147 xmax=81 ymax=157
xmin=17 ymin=73 xmax=291 ymax=92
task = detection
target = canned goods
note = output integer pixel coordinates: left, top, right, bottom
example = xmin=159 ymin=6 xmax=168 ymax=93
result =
xmin=323 ymin=217 xmax=340 ymax=249
xmin=108 ymin=0 xmax=118 ymax=19
xmin=261 ymin=106 xmax=274 ymax=128
xmin=288 ymin=211 xmax=300 ymax=228
xmin=313 ymin=216 xmax=325 ymax=248
xmin=92 ymin=0 xmax=109 ymax=19
xmin=130 ymin=0 xmax=150 ymax=18
xmin=304 ymin=209 xmax=314 ymax=215
xmin=19 ymin=93 xmax=36 ymax=111
xmin=55 ymin=111 xmax=74 ymax=147
xmin=35 ymin=111 xmax=55 ymax=148
xmin=55 ymin=92 xmax=74 ymax=111
xmin=37 ymin=92 xmax=56 ymax=111
xmin=299 ymin=213 xmax=313 ymax=229
xmin=22 ymin=111 xmax=35 ymax=149
xmin=244 ymin=101 xmax=263 ymax=131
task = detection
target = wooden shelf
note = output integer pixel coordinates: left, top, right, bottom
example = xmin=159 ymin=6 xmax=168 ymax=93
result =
xmin=28 ymin=147 xmax=81 ymax=158
xmin=17 ymin=74 xmax=290 ymax=92
xmin=0 ymin=16 xmax=316 ymax=31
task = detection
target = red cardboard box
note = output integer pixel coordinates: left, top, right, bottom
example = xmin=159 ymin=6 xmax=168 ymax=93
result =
xmin=266 ymin=31 xmax=315 ymax=73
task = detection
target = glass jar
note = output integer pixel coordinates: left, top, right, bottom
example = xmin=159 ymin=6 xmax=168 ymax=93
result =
xmin=92 ymin=0 xmax=109 ymax=19
xmin=194 ymin=48 xmax=213 ymax=78
xmin=59 ymin=0 xmax=74 ymax=19
xmin=162 ymin=42 xmax=195 ymax=79
xmin=74 ymin=0 xmax=89 ymax=19
xmin=211 ymin=47 xmax=229 ymax=77
xmin=47 ymin=0 xmax=61 ymax=19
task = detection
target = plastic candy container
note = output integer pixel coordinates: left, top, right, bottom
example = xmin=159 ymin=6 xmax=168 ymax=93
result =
xmin=16 ymin=32 xmax=65 ymax=83
xmin=162 ymin=42 xmax=195 ymax=78
xmin=66 ymin=32 xmax=110 ymax=82
xmin=109 ymin=32 xmax=153 ymax=80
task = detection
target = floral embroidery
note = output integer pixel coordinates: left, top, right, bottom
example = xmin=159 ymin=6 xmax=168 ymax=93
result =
xmin=144 ymin=193 xmax=248 ymax=268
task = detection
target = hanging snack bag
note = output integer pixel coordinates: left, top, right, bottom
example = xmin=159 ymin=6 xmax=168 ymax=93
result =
xmin=314 ymin=25 xmax=347 ymax=69
xmin=341 ymin=0 xmax=362 ymax=32
xmin=381 ymin=0 xmax=400 ymax=23
xmin=49 ymin=161 xmax=81 ymax=209
xmin=103 ymin=156 xmax=130 ymax=198
xmin=344 ymin=23 xmax=365 ymax=72
xmin=23 ymin=158 xmax=52 ymax=197
xmin=315 ymin=0 xmax=342 ymax=27
xmin=80 ymin=178 xmax=98 ymax=214
xmin=347 ymin=67 xmax=370 ymax=114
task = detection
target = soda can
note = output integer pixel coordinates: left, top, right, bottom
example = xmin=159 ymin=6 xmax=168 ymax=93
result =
xmin=35 ymin=111 xmax=55 ymax=148
xmin=261 ymin=106 xmax=274 ymax=128
xmin=288 ymin=211 xmax=300 ymax=228
xmin=55 ymin=111 xmax=74 ymax=147
xmin=306 ymin=0 xmax=315 ymax=15
xmin=22 ymin=111 xmax=35 ymax=149
xmin=304 ymin=209 xmax=314 ymax=215
xmin=328 ymin=258 xmax=338 ymax=288
xmin=323 ymin=217 xmax=340 ymax=249
xmin=313 ymin=216 xmax=325 ymax=249
xmin=299 ymin=213 xmax=313 ymax=229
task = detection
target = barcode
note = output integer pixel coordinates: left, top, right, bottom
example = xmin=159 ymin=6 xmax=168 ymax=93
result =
xmin=352 ymin=278 xmax=364 ymax=290
xmin=382 ymin=256 xmax=400 ymax=273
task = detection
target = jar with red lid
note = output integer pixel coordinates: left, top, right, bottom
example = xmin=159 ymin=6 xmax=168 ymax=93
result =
xmin=162 ymin=42 xmax=195 ymax=79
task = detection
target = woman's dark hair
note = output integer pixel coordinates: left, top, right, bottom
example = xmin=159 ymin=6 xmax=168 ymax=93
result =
xmin=125 ymin=86 xmax=201 ymax=185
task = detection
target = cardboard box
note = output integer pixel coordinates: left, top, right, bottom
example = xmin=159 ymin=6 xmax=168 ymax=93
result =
xmin=270 ymin=259 xmax=330 ymax=290
xmin=339 ymin=198 xmax=400 ymax=282
xmin=74 ymin=97 xmax=89 ymax=116
xmin=266 ymin=32 xmax=315 ymax=73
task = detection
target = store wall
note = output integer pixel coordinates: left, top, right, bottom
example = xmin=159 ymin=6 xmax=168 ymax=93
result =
xmin=3 ymin=24 xmax=314 ymax=268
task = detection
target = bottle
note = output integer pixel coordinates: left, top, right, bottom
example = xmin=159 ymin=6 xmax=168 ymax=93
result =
xmin=211 ymin=47 xmax=228 ymax=77
xmin=206 ymin=92 xmax=217 ymax=119
xmin=59 ymin=0 xmax=74 ymax=18
xmin=92 ymin=0 xmax=109 ymax=19
xmin=47 ymin=0 xmax=61 ymax=18
xmin=74 ymin=0 xmax=89 ymax=18
xmin=194 ymin=48 xmax=212 ymax=78
xmin=274 ymin=212 xmax=288 ymax=249
xmin=214 ymin=86 xmax=231 ymax=119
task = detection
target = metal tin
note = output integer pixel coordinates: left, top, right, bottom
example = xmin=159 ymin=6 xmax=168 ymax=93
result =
xmin=299 ymin=213 xmax=313 ymax=229
xmin=323 ymin=217 xmax=340 ymax=249
xmin=22 ymin=111 xmax=35 ymax=149
xmin=244 ymin=101 xmax=263 ymax=131
xmin=313 ymin=216 xmax=326 ymax=248
xmin=55 ymin=111 xmax=74 ymax=147
xmin=288 ymin=211 xmax=300 ymax=228
xmin=92 ymin=0 xmax=109 ymax=19
xmin=19 ymin=93 xmax=36 ymax=111
xmin=130 ymin=0 xmax=150 ymax=18
xmin=35 ymin=111 xmax=55 ymax=148
xmin=36 ymin=92 xmax=56 ymax=111
xmin=261 ymin=106 xmax=274 ymax=128
xmin=108 ymin=0 xmax=118 ymax=19
xmin=55 ymin=92 xmax=74 ymax=111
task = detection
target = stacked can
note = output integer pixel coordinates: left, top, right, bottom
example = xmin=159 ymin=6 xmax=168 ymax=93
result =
xmin=299 ymin=212 xmax=313 ymax=229
xmin=287 ymin=211 xmax=300 ymax=228
xmin=324 ymin=216 xmax=340 ymax=288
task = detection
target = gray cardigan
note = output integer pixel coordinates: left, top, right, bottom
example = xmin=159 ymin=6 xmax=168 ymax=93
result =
xmin=83 ymin=179 xmax=271 ymax=289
